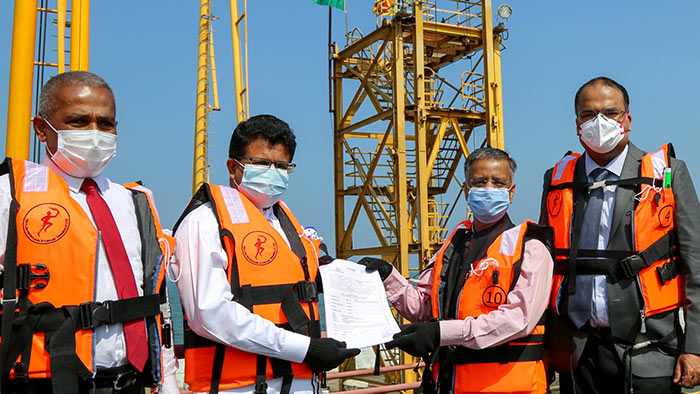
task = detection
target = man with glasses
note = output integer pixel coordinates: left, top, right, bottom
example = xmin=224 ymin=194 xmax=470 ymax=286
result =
xmin=540 ymin=76 xmax=700 ymax=393
xmin=172 ymin=115 xmax=360 ymax=394
xmin=361 ymin=147 xmax=554 ymax=393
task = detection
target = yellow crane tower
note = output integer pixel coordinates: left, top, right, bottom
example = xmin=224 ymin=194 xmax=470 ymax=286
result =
xmin=192 ymin=0 xmax=249 ymax=193
xmin=5 ymin=0 xmax=90 ymax=161
xmin=333 ymin=0 xmax=507 ymax=282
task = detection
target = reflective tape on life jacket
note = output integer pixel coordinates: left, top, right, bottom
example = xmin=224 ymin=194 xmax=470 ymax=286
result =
xmin=547 ymin=144 xmax=682 ymax=318
xmin=0 ymin=158 xmax=169 ymax=391
xmin=429 ymin=221 xmax=549 ymax=394
xmin=180 ymin=184 xmax=321 ymax=393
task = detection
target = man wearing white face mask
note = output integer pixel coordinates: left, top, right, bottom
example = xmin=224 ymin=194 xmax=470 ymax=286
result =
xmin=0 ymin=71 xmax=179 ymax=394
xmin=360 ymin=147 xmax=555 ymax=393
xmin=172 ymin=115 xmax=360 ymax=394
xmin=540 ymin=76 xmax=700 ymax=393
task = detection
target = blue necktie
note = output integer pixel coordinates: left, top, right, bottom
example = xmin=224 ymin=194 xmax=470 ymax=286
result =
xmin=568 ymin=168 xmax=609 ymax=328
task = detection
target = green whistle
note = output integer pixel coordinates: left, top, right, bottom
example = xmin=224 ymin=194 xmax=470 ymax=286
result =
xmin=664 ymin=168 xmax=672 ymax=188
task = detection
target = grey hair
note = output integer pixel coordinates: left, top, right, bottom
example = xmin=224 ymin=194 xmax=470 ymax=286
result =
xmin=464 ymin=146 xmax=517 ymax=180
xmin=37 ymin=71 xmax=114 ymax=120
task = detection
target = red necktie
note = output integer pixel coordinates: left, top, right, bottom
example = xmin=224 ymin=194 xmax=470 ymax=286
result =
xmin=81 ymin=179 xmax=148 ymax=372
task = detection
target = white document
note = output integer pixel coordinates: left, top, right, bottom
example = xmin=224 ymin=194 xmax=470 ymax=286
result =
xmin=319 ymin=259 xmax=400 ymax=349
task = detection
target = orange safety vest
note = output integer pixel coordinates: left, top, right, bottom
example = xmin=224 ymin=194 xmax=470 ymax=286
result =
xmin=429 ymin=220 xmax=549 ymax=394
xmin=179 ymin=184 xmax=321 ymax=393
xmin=0 ymin=158 xmax=175 ymax=390
xmin=546 ymin=144 xmax=682 ymax=322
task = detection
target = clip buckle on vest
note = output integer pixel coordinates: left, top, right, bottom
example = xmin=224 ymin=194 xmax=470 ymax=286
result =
xmin=254 ymin=380 xmax=268 ymax=394
xmin=613 ymin=255 xmax=647 ymax=281
xmin=79 ymin=301 xmax=113 ymax=330
xmin=112 ymin=370 xmax=139 ymax=391
xmin=589 ymin=180 xmax=607 ymax=190
xmin=294 ymin=280 xmax=318 ymax=303
xmin=656 ymin=261 xmax=678 ymax=286
xmin=17 ymin=263 xmax=50 ymax=291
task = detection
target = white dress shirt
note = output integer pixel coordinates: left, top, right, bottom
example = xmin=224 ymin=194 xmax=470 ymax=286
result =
xmin=173 ymin=201 xmax=315 ymax=394
xmin=583 ymin=144 xmax=629 ymax=327
xmin=0 ymin=158 xmax=178 ymax=391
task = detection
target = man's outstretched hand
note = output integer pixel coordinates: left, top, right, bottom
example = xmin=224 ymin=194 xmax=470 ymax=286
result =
xmin=304 ymin=337 xmax=361 ymax=372
xmin=385 ymin=321 xmax=440 ymax=358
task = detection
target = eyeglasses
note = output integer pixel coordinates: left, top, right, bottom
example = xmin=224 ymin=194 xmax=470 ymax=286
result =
xmin=467 ymin=178 xmax=511 ymax=189
xmin=576 ymin=107 xmax=627 ymax=123
xmin=235 ymin=157 xmax=296 ymax=174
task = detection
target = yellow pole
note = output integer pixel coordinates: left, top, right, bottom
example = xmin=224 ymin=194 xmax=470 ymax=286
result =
xmin=230 ymin=0 xmax=247 ymax=123
xmin=57 ymin=0 xmax=67 ymax=73
xmin=5 ymin=0 xmax=39 ymax=160
xmin=193 ymin=0 xmax=212 ymax=193
xmin=70 ymin=0 xmax=89 ymax=71
xmin=481 ymin=0 xmax=503 ymax=149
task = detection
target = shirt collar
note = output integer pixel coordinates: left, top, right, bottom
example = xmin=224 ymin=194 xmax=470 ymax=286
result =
xmin=584 ymin=143 xmax=629 ymax=178
xmin=41 ymin=155 xmax=110 ymax=194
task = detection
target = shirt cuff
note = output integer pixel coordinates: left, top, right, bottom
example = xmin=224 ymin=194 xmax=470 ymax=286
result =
xmin=281 ymin=331 xmax=312 ymax=363
xmin=439 ymin=319 xmax=470 ymax=347
xmin=384 ymin=268 xmax=407 ymax=300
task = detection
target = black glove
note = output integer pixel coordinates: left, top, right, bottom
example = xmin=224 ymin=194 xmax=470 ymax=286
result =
xmin=385 ymin=321 xmax=440 ymax=358
xmin=303 ymin=337 xmax=361 ymax=372
xmin=357 ymin=257 xmax=393 ymax=281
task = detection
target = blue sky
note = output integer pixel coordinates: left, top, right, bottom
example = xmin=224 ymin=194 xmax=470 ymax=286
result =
xmin=2 ymin=0 xmax=700 ymax=255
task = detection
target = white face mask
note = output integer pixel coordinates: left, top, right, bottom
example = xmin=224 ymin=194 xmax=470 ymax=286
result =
xmin=578 ymin=113 xmax=627 ymax=154
xmin=232 ymin=162 xmax=289 ymax=209
xmin=45 ymin=121 xmax=117 ymax=178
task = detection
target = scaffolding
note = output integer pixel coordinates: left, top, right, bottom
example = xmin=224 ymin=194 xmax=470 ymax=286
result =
xmin=333 ymin=0 xmax=506 ymax=281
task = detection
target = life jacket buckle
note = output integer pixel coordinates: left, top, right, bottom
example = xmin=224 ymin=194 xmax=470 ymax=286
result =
xmin=17 ymin=263 xmax=50 ymax=291
xmin=615 ymin=255 xmax=645 ymax=281
xmin=656 ymin=261 xmax=678 ymax=286
xmin=112 ymin=370 xmax=138 ymax=391
xmin=79 ymin=300 xmax=113 ymax=330
xmin=254 ymin=381 xmax=268 ymax=394
xmin=294 ymin=280 xmax=318 ymax=302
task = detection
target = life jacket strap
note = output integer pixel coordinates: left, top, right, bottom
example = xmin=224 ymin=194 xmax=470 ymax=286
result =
xmin=437 ymin=341 xmax=543 ymax=365
xmin=554 ymin=232 xmax=678 ymax=284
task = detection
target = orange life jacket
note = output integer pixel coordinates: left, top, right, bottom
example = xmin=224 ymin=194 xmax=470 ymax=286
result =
xmin=0 ymin=158 xmax=174 ymax=390
xmin=179 ymin=184 xmax=321 ymax=393
xmin=546 ymin=144 xmax=682 ymax=323
xmin=429 ymin=220 xmax=549 ymax=394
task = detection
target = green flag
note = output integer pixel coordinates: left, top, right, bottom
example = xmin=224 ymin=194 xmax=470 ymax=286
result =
xmin=314 ymin=0 xmax=345 ymax=11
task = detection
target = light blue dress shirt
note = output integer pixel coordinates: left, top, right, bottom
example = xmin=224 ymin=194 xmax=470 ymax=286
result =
xmin=583 ymin=144 xmax=629 ymax=327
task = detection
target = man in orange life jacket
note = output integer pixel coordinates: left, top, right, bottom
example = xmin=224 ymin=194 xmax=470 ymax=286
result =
xmin=540 ymin=76 xmax=700 ymax=393
xmin=172 ymin=115 xmax=360 ymax=394
xmin=0 ymin=71 xmax=179 ymax=393
xmin=361 ymin=147 xmax=555 ymax=394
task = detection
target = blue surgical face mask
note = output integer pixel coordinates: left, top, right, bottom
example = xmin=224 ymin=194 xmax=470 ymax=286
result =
xmin=467 ymin=187 xmax=511 ymax=224
xmin=234 ymin=162 xmax=289 ymax=209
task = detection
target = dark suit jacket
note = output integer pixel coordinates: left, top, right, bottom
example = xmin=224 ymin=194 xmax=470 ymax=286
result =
xmin=539 ymin=142 xmax=700 ymax=378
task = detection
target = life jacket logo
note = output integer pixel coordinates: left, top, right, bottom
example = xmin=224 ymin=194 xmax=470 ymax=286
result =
xmin=23 ymin=203 xmax=70 ymax=244
xmin=242 ymin=231 xmax=278 ymax=266
xmin=548 ymin=190 xmax=562 ymax=217
xmin=482 ymin=285 xmax=507 ymax=308
xmin=659 ymin=205 xmax=673 ymax=228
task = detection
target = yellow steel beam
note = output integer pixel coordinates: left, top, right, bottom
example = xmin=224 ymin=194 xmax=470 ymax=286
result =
xmin=57 ymin=0 xmax=67 ymax=73
xmin=333 ymin=55 xmax=348 ymax=253
xmin=413 ymin=2 xmax=431 ymax=267
xmin=421 ymin=21 xmax=482 ymax=40
xmin=339 ymin=121 xmax=393 ymax=250
xmin=70 ymin=0 xmax=89 ymax=71
xmin=336 ymin=24 xmax=391 ymax=61
xmin=340 ymin=40 xmax=389 ymax=128
xmin=209 ymin=28 xmax=221 ymax=111
xmin=480 ymin=0 xmax=504 ymax=149
xmin=338 ymin=109 xmax=392 ymax=135
xmin=5 ymin=0 xmax=38 ymax=160
xmin=230 ymin=0 xmax=248 ymax=123
xmin=193 ymin=0 xmax=212 ymax=193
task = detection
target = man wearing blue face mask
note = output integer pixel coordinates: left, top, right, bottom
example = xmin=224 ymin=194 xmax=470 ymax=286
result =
xmin=173 ymin=115 xmax=360 ymax=394
xmin=360 ymin=147 xmax=555 ymax=393
xmin=0 ymin=71 xmax=179 ymax=394
xmin=540 ymin=77 xmax=700 ymax=393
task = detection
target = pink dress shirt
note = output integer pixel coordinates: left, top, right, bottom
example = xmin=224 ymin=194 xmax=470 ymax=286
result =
xmin=383 ymin=238 xmax=553 ymax=350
